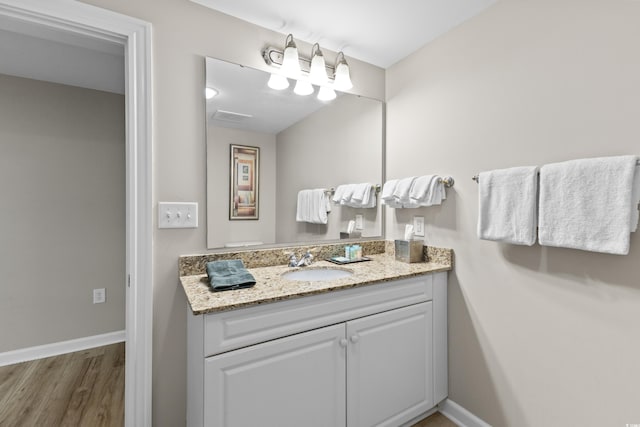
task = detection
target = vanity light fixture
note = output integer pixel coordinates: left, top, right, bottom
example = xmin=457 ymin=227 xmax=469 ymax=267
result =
xmin=205 ymin=87 xmax=218 ymax=99
xmin=293 ymin=79 xmax=314 ymax=96
xmin=280 ymin=34 xmax=301 ymax=78
xmin=309 ymin=43 xmax=328 ymax=85
xmin=267 ymin=73 xmax=289 ymax=90
xmin=263 ymin=35 xmax=353 ymax=101
xmin=333 ymin=51 xmax=353 ymax=91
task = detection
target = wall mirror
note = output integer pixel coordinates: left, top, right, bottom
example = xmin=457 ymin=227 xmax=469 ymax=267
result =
xmin=206 ymin=56 xmax=384 ymax=249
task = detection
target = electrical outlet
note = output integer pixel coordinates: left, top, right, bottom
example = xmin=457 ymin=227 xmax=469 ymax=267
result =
xmin=413 ymin=216 xmax=425 ymax=237
xmin=93 ymin=288 xmax=106 ymax=304
xmin=158 ymin=202 xmax=198 ymax=229
xmin=355 ymin=214 xmax=364 ymax=230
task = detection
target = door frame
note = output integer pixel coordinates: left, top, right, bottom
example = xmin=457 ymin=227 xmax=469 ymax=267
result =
xmin=0 ymin=1 xmax=153 ymax=426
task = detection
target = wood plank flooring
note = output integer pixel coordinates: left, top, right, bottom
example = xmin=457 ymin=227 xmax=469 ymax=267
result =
xmin=412 ymin=411 xmax=459 ymax=427
xmin=0 ymin=342 xmax=124 ymax=427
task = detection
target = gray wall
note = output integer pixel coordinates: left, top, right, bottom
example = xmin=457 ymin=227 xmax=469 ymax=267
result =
xmin=207 ymin=125 xmax=276 ymax=248
xmin=276 ymin=95 xmax=383 ymax=243
xmin=78 ymin=0 xmax=385 ymax=425
xmin=386 ymin=1 xmax=640 ymax=426
xmin=0 ymin=74 xmax=125 ymax=352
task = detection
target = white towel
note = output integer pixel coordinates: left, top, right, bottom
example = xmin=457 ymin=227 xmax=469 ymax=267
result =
xmin=425 ymin=176 xmax=446 ymax=206
xmin=631 ymin=166 xmax=640 ymax=232
xmin=477 ymin=166 xmax=538 ymax=246
xmin=381 ymin=179 xmax=398 ymax=201
xmin=538 ymin=155 xmax=638 ymax=255
xmin=392 ymin=176 xmax=416 ymax=205
xmin=296 ymin=189 xmax=328 ymax=224
xmin=332 ymin=185 xmax=347 ymax=204
xmin=340 ymin=184 xmax=356 ymax=205
xmin=350 ymin=183 xmax=370 ymax=202
xmin=409 ymin=175 xmax=436 ymax=202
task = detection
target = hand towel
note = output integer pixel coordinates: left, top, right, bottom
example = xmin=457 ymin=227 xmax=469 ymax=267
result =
xmin=351 ymin=183 xmax=372 ymax=203
xmin=392 ymin=176 xmax=417 ymax=205
xmin=381 ymin=179 xmax=398 ymax=201
xmin=340 ymin=184 xmax=356 ymax=205
xmin=206 ymin=259 xmax=256 ymax=291
xmin=477 ymin=166 xmax=538 ymax=246
xmin=538 ymin=155 xmax=638 ymax=255
xmin=409 ymin=175 xmax=436 ymax=203
xmin=424 ymin=176 xmax=446 ymax=206
xmin=332 ymin=185 xmax=347 ymax=204
xmin=296 ymin=189 xmax=328 ymax=224
xmin=631 ymin=166 xmax=640 ymax=232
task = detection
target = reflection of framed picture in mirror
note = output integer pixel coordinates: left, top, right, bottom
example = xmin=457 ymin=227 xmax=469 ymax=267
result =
xmin=229 ymin=144 xmax=259 ymax=220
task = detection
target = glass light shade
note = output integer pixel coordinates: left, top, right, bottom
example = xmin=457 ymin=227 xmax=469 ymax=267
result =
xmin=281 ymin=45 xmax=301 ymax=78
xmin=267 ymin=73 xmax=289 ymax=90
xmin=205 ymin=87 xmax=218 ymax=99
xmin=309 ymin=54 xmax=328 ymax=85
xmin=317 ymin=86 xmax=336 ymax=101
xmin=333 ymin=62 xmax=353 ymax=91
xmin=294 ymin=80 xmax=314 ymax=96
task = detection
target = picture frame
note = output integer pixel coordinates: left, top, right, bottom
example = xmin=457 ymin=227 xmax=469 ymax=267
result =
xmin=229 ymin=144 xmax=259 ymax=220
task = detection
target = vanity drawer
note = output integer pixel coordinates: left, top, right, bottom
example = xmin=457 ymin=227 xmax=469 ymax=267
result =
xmin=201 ymin=274 xmax=433 ymax=357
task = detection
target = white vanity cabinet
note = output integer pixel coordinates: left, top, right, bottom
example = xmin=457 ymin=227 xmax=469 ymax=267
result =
xmin=187 ymin=272 xmax=448 ymax=427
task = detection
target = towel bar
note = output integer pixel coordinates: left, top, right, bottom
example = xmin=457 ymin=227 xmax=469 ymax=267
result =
xmin=472 ymin=160 xmax=640 ymax=183
xmin=325 ymin=184 xmax=382 ymax=196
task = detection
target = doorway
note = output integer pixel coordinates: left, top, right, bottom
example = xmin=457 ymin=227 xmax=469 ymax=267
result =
xmin=0 ymin=1 xmax=152 ymax=426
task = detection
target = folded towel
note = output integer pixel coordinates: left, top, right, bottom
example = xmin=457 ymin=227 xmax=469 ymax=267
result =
xmin=538 ymin=155 xmax=638 ymax=255
xmin=332 ymin=185 xmax=347 ymax=204
xmin=477 ymin=166 xmax=538 ymax=246
xmin=296 ymin=189 xmax=329 ymax=224
xmin=351 ymin=183 xmax=372 ymax=203
xmin=424 ymin=176 xmax=446 ymax=206
xmin=409 ymin=175 xmax=436 ymax=202
xmin=340 ymin=184 xmax=356 ymax=205
xmin=392 ymin=176 xmax=417 ymax=205
xmin=381 ymin=179 xmax=399 ymax=201
xmin=206 ymin=259 xmax=256 ymax=291
xmin=631 ymin=166 xmax=640 ymax=232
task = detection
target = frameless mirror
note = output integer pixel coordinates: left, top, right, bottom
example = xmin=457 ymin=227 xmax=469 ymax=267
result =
xmin=206 ymin=56 xmax=384 ymax=249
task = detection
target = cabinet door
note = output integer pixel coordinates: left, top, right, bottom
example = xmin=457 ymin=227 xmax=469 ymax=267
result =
xmin=204 ymin=323 xmax=346 ymax=427
xmin=347 ymin=302 xmax=433 ymax=427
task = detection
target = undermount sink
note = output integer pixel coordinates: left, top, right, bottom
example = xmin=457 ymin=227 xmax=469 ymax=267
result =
xmin=281 ymin=267 xmax=353 ymax=282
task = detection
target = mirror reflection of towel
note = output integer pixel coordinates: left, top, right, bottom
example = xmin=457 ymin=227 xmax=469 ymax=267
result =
xmin=296 ymin=189 xmax=329 ymax=224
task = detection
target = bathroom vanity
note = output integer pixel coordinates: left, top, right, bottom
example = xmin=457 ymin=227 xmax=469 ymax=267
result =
xmin=180 ymin=243 xmax=451 ymax=427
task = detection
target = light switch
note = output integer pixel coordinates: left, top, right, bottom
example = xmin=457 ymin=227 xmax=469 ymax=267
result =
xmin=355 ymin=214 xmax=364 ymax=230
xmin=158 ymin=202 xmax=198 ymax=229
xmin=413 ymin=216 xmax=425 ymax=237
xmin=93 ymin=288 xmax=106 ymax=304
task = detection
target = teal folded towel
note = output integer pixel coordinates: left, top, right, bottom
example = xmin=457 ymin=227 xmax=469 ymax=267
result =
xmin=206 ymin=259 xmax=256 ymax=291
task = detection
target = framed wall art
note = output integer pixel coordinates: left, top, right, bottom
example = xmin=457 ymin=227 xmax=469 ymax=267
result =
xmin=229 ymin=144 xmax=259 ymax=220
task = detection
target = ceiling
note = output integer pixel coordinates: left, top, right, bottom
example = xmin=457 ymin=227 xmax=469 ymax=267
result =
xmin=192 ymin=0 xmax=496 ymax=68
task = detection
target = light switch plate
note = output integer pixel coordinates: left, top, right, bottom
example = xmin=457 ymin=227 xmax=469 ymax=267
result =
xmin=158 ymin=202 xmax=198 ymax=229
xmin=93 ymin=288 xmax=105 ymax=304
xmin=413 ymin=216 xmax=425 ymax=237
xmin=355 ymin=214 xmax=364 ymax=230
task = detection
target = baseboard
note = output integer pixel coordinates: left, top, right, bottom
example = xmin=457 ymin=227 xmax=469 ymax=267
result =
xmin=438 ymin=399 xmax=492 ymax=427
xmin=0 ymin=330 xmax=126 ymax=367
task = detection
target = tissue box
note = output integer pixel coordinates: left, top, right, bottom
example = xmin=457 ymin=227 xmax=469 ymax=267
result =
xmin=394 ymin=239 xmax=424 ymax=263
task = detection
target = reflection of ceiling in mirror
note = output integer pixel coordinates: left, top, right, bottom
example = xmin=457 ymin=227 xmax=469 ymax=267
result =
xmin=205 ymin=57 xmax=343 ymax=134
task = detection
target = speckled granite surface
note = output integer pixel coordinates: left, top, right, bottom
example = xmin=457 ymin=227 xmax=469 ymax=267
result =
xmin=179 ymin=240 xmax=386 ymax=276
xmin=180 ymin=245 xmax=453 ymax=315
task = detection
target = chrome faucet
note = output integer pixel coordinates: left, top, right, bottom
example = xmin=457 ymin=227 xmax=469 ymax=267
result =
xmin=288 ymin=251 xmax=314 ymax=267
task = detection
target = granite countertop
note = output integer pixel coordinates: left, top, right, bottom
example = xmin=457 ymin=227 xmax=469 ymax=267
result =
xmin=181 ymin=251 xmax=452 ymax=315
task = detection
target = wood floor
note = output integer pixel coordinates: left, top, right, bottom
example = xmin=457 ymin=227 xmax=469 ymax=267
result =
xmin=0 ymin=342 xmax=125 ymax=427
xmin=411 ymin=411 xmax=458 ymax=427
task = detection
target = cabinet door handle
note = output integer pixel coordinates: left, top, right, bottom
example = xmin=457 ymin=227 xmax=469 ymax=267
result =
xmin=339 ymin=338 xmax=348 ymax=348
xmin=350 ymin=334 xmax=360 ymax=344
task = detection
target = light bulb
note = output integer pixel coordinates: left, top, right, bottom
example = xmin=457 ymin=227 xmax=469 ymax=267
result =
xmin=294 ymin=80 xmax=314 ymax=96
xmin=280 ymin=34 xmax=301 ymax=78
xmin=267 ymin=73 xmax=289 ymax=90
xmin=205 ymin=87 xmax=218 ymax=99
xmin=317 ymin=86 xmax=336 ymax=101
xmin=333 ymin=62 xmax=353 ymax=91
xmin=309 ymin=44 xmax=328 ymax=85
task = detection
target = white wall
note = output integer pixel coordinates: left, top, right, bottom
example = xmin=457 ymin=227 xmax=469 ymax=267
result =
xmin=77 ymin=1 xmax=385 ymax=425
xmin=207 ymin=125 xmax=276 ymax=248
xmin=276 ymin=95 xmax=383 ymax=243
xmin=0 ymin=74 xmax=125 ymax=352
xmin=386 ymin=1 xmax=640 ymax=426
